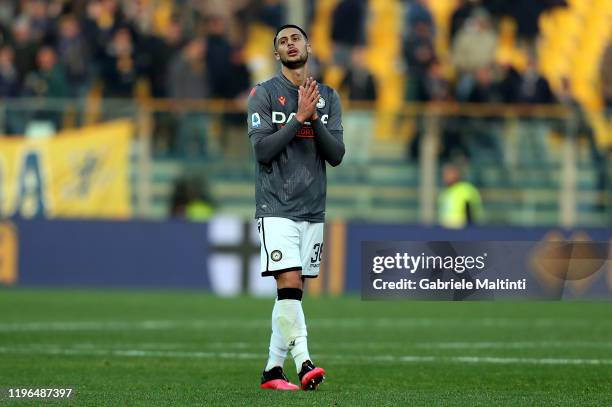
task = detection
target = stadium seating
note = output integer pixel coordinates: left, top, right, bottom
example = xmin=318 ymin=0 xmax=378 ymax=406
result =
xmin=145 ymin=128 xmax=610 ymax=226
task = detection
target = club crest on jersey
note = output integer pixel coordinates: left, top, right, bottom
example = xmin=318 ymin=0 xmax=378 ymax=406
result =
xmin=271 ymin=250 xmax=283 ymax=262
xmin=278 ymin=96 xmax=286 ymax=106
xmin=251 ymin=113 xmax=261 ymax=128
xmin=316 ymin=97 xmax=325 ymax=109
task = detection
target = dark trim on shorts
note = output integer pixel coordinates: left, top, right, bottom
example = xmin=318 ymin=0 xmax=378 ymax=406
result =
xmin=262 ymin=266 xmax=302 ymax=277
xmin=260 ymin=217 xmax=269 ymax=272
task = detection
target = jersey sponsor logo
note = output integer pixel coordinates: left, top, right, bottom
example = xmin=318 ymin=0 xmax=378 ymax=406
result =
xmin=278 ymin=96 xmax=286 ymax=106
xmin=251 ymin=113 xmax=261 ymax=128
xmin=271 ymin=250 xmax=283 ymax=262
xmin=296 ymin=126 xmax=314 ymax=138
xmin=316 ymin=97 xmax=325 ymax=109
xmin=272 ymin=111 xmax=329 ymax=125
xmin=278 ymin=124 xmax=315 ymax=138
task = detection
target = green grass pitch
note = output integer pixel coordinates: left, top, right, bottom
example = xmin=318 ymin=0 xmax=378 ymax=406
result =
xmin=1 ymin=290 xmax=611 ymax=406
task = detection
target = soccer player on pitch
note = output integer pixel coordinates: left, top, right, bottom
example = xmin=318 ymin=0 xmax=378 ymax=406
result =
xmin=247 ymin=24 xmax=345 ymax=391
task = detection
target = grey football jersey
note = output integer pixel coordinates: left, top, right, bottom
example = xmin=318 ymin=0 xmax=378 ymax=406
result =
xmin=247 ymin=72 xmax=343 ymax=222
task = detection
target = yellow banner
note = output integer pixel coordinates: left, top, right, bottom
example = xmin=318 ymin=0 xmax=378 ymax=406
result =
xmin=0 ymin=121 xmax=132 ymax=219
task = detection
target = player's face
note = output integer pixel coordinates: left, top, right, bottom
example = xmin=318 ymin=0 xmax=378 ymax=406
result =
xmin=275 ymin=27 xmax=310 ymax=69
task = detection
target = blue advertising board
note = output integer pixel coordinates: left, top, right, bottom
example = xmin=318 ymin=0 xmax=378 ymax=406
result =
xmin=5 ymin=218 xmax=210 ymax=289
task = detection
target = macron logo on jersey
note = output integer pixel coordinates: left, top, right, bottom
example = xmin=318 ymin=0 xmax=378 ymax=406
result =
xmin=272 ymin=111 xmax=329 ymax=125
xmin=251 ymin=113 xmax=261 ymax=128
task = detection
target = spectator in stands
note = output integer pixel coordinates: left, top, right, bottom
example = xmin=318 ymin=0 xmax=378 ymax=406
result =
xmin=256 ymin=0 xmax=287 ymax=29
xmin=146 ymin=16 xmax=187 ymax=154
xmin=0 ymin=44 xmax=23 ymax=134
xmin=496 ymin=62 xmax=521 ymax=103
xmin=23 ymin=46 xmax=69 ymax=98
xmin=466 ymin=65 xmax=503 ymax=104
xmin=170 ymin=174 xmax=215 ymax=222
xmin=11 ymin=17 xmax=38 ymax=82
xmin=599 ymin=41 xmax=612 ymax=113
xmin=201 ymin=13 xmax=251 ymax=156
xmin=122 ymin=0 xmax=159 ymax=35
xmin=167 ymin=38 xmax=209 ymax=103
xmin=424 ymin=60 xmax=472 ymax=162
xmin=450 ymin=0 xmax=479 ymax=41
xmin=225 ymin=44 xmax=251 ymax=102
xmin=340 ymin=47 xmax=377 ymax=101
xmin=487 ymin=0 xmax=558 ymax=40
xmin=22 ymin=0 xmax=53 ymax=43
xmin=423 ymin=60 xmax=451 ymax=102
xmin=438 ymin=163 xmax=483 ymax=228
xmin=83 ymin=0 xmax=127 ymax=62
xmin=0 ymin=24 xmax=10 ymax=48
xmin=0 ymin=2 xmax=16 ymax=30
xmin=512 ymin=55 xmax=556 ymax=167
xmin=100 ymin=0 xmax=124 ymax=28
xmin=57 ymin=14 xmax=91 ymax=97
xmin=407 ymin=60 xmax=471 ymax=164
xmin=219 ymin=42 xmax=252 ymax=157
xmin=515 ymin=55 xmax=554 ymax=105
xmin=100 ymin=26 xmax=139 ymax=97
xmin=145 ymin=17 xmax=185 ymax=99
xmin=23 ymin=46 xmax=69 ymax=131
xmin=331 ymin=0 xmax=367 ymax=66
xmin=451 ymin=8 xmax=497 ymax=101
xmin=0 ymin=45 xmax=20 ymax=97
xmin=403 ymin=20 xmax=435 ymax=101
xmin=205 ymin=14 xmax=233 ymax=99
xmin=167 ymin=37 xmax=209 ymax=156
xmin=463 ymin=64 xmax=506 ymax=177
xmin=452 ymin=9 xmax=497 ymax=72
xmin=405 ymin=0 xmax=434 ymax=34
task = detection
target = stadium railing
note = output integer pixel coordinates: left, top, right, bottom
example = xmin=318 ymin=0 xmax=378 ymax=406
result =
xmin=0 ymin=98 xmax=609 ymax=227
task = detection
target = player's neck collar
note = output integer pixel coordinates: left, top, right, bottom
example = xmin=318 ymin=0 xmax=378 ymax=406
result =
xmin=277 ymin=71 xmax=301 ymax=89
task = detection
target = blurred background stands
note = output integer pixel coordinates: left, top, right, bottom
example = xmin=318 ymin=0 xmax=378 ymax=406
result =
xmin=0 ymin=0 xmax=609 ymax=227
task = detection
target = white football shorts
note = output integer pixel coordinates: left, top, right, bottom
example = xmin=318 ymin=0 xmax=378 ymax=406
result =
xmin=257 ymin=217 xmax=324 ymax=278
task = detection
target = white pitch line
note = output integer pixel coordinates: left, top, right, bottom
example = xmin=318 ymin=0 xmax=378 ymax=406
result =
xmin=8 ymin=340 xmax=612 ymax=352
xmin=0 ymin=346 xmax=262 ymax=360
xmin=0 ymin=346 xmax=611 ymax=366
xmin=205 ymin=340 xmax=612 ymax=350
xmin=451 ymin=356 xmax=612 ymax=366
xmin=0 ymin=320 xmax=269 ymax=332
xmin=414 ymin=341 xmax=612 ymax=349
xmin=0 ymin=317 xmax=605 ymax=332
xmin=51 ymin=342 xmax=188 ymax=350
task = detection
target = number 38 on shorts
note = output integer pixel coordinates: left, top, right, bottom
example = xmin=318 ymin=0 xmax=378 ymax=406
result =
xmin=257 ymin=217 xmax=324 ymax=278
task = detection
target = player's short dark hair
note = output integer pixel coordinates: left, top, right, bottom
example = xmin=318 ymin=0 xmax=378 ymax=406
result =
xmin=274 ymin=24 xmax=308 ymax=49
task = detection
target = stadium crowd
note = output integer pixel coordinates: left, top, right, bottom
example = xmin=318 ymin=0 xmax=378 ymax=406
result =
xmin=0 ymin=0 xmax=609 ymax=154
xmin=0 ymin=0 xmax=261 ymax=100
xmin=0 ymin=0 xmax=582 ymax=104
xmin=402 ymin=0 xmax=558 ymax=104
